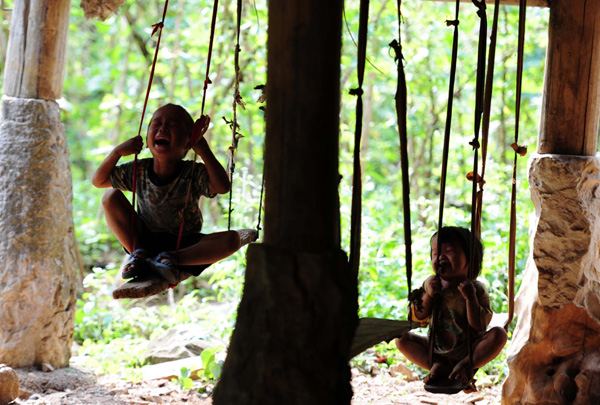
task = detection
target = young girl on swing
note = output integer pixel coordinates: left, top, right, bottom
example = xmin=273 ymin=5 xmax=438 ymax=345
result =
xmin=92 ymin=103 xmax=247 ymax=284
xmin=396 ymin=226 xmax=507 ymax=388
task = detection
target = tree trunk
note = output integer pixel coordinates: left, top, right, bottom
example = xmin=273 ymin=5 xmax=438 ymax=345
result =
xmin=0 ymin=0 xmax=78 ymax=368
xmin=214 ymin=0 xmax=358 ymax=403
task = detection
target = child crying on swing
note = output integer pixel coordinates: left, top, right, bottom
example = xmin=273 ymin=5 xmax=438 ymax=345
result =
xmin=92 ymin=103 xmax=246 ymax=284
xmin=396 ymin=226 xmax=507 ymax=389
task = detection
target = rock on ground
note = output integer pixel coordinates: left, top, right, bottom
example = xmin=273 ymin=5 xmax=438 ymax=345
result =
xmin=0 ymin=364 xmax=19 ymax=404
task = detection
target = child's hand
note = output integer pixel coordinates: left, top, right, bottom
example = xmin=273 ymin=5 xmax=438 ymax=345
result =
xmin=115 ymin=135 xmax=144 ymax=157
xmin=458 ymin=280 xmax=477 ymax=301
xmin=190 ymin=114 xmax=211 ymax=147
xmin=424 ymin=276 xmax=442 ymax=298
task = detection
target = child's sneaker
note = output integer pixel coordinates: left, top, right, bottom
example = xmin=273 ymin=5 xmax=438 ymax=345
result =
xmin=147 ymin=252 xmax=178 ymax=285
xmin=122 ymin=249 xmax=150 ymax=279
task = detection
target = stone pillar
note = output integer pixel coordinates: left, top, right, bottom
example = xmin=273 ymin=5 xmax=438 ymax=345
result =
xmin=502 ymin=154 xmax=600 ymax=404
xmin=0 ymin=97 xmax=78 ymax=368
xmin=0 ymin=0 xmax=76 ymax=370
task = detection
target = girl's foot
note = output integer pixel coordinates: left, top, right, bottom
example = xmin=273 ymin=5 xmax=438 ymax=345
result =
xmin=122 ymin=249 xmax=149 ymax=279
xmin=449 ymin=359 xmax=472 ymax=384
xmin=423 ymin=361 xmax=451 ymax=384
xmin=147 ymin=251 xmax=178 ymax=285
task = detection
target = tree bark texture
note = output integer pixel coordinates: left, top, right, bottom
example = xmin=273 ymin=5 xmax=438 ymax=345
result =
xmin=262 ymin=0 xmax=343 ymax=253
xmin=214 ymin=245 xmax=357 ymax=404
xmin=538 ymin=0 xmax=600 ymax=155
xmin=3 ymin=0 xmax=70 ymax=100
xmin=214 ymin=0 xmax=357 ymax=403
xmin=0 ymin=97 xmax=78 ymax=367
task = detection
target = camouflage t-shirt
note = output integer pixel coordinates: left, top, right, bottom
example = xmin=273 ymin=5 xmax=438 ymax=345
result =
xmin=110 ymin=158 xmax=216 ymax=235
xmin=429 ymin=277 xmax=493 ymax=360
xmin=409 ymin=275 xmax=494 ymax=361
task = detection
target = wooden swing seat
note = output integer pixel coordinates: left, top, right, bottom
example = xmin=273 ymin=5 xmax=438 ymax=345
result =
xmin=424 ymin=378 xmax=469 ymax=395
xmin=112 ymin=228 xmax=258 ymax=299
xmin=349 ymin=317 xmax=417 ymax=359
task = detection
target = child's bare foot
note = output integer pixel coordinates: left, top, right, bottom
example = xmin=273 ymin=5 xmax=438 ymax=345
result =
xmin=448 ymin=359 xmax=472 ymax=384
xmin=423 ymin=361 xmax=451 ymax=384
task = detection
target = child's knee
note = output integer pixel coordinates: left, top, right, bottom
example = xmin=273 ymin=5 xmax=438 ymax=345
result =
xmin=395 ymin=333 xmax=412 ymax=352
xmin=487 ymin=326 xmax=508 ymax=347
xmin=101 ymin=189 xmax=125 ymax=209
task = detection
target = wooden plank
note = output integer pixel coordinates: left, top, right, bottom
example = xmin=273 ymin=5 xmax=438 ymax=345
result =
xmin=112 ymin=272 xmax=189 ymax=300
xmin=349 ymin=318 xmax=417 ymax=359
xmin=112 ymin=229 xmax=258 ymax=299
xmin=349 ymin=313 xmax=509 ymax=359
xmin=425 ymin=0 xmax=549 ymax=7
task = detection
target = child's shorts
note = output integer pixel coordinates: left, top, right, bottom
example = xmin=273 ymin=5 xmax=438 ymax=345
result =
xmin=126 ymin=225 xmax=212 ymax=277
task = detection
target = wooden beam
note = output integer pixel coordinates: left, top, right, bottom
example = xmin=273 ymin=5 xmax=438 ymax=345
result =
xmin=426 ymin=0 xmax=549 ymax=7
xmin=538 ymin=0 xmax=600 ymax=155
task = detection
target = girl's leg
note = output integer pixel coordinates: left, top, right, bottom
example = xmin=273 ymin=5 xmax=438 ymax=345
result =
xmin=449 ymin=326 xmax=508 ymax=382
xmin=174 ymin=230 xmax=241 ymax=266
xmin=102 ymin=189 xmax=142 ymax=252
xmin=395 ymin=332 xmax=431 ymax=370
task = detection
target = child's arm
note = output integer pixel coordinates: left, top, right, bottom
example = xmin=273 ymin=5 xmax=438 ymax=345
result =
xmin=458 ymin=280 xmax=490 ymax=332
xmin=189 ymin=116 xmax=231 ymax=194
xmin=92 ymin=136 xmax=144 ymax=188
xmin=412 ymin=275 xmax=442 ymax=320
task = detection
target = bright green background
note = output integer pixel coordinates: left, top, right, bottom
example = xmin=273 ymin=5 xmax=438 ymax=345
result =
xmin=0 ymin=0 xmax=550 ymax=386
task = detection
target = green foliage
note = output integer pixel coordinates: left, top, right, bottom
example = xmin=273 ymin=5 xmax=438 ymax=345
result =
xmin=0 ymin=0 xmax=550 ymax=383
xmin=199 ymin=346 xmax=224 ymax=380
xmin=174 ymin=367 xmax=194 ymax=390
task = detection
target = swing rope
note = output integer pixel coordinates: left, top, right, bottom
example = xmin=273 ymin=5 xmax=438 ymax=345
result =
xmin=389 ymin=0 xmax=412 ymax=300
xmin=465 ymin=0 xmax=488 ymax=385
xmin=130 ymin=0 xmax=170 ymax=252
xmin=176 ymin=0 xmax=220 ymax=255
xmin=226 ymin=0 xmax=244 ymax=231
xmin=429 ymin=0 xmax=461 ymax=369
xmin=349 ymin=0 xmax=370 ymax=279
xmin=505 ymin=0 xmax=528 ymax=330
xmin=474 ymin=0 xmax=501 ymax=237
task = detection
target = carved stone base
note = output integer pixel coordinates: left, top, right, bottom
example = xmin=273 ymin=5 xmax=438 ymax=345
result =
xmin=503 ymin=154 xmax=600 ymax=404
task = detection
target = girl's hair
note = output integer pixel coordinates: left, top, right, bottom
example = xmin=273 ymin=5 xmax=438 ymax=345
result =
xmin=430 ymin=226 xmax=484 ymax=278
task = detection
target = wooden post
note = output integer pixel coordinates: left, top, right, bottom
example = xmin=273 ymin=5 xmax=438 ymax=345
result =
xmin=3 ymin=0 xmax=70 ymax=99
xmin=214 ymin=1 xmax=357 ymax=403
xmin=538 ymin=0 xmax=600 ymax=155
xmin=262 ymin=2 xmax=343 ymax=252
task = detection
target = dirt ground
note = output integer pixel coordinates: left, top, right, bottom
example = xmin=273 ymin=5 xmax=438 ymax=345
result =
xmin=12 ymin=366 xmax=502 ymax=405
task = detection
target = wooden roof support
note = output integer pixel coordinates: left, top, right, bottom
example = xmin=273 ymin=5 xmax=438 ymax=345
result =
xmin=426 ymin=0 xmax=548 ymax=8
xmin=538 ymin=0 xmax=600 ymax=155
